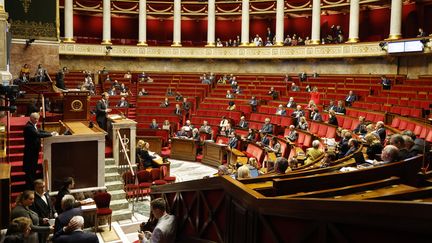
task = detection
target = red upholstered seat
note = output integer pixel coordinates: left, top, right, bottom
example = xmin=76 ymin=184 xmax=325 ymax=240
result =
xmin=94 ymin=192 xmax=113 ymax=231
xmin=97 ymin=208 xmax=113 ymax=215
xmin=391 ymin=117 xmax=400 ymax=128
xmin=406 ymin=123 xmax=415 ymax=132
xmin=161 ymin=165 xmax=176 ymax=183
xmin=426 ymin=130 xmax=432 ymax=143
xmin=310 ymin=122 xmax=319 ymax=134
xmin=342 ymin=119 xmax=352 ymax=130
xmin=420 ymin=127 xmax=429 ymax=139
xmin=317 ymin=124 xmax=328 ymax=138
xmin=325 ymin=126 xmax=337 ymax=139
xmin=398 ymin=120 xmax=408 ymax=130
xmin=413 ymin=125 xmax=423 ymax=136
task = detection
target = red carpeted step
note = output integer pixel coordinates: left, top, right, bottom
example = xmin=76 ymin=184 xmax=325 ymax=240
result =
xmin=8 ymin=131 xmax=24 ymax=138
xmin=196 ymin=154 xmax=203 ymax=162
xmin=8 ymin=145 xmax=24 ymax=154
xmin=8 ymin=137 xmax=24 ymax=146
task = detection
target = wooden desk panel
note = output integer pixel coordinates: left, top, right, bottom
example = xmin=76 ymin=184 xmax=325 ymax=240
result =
xmin=171 ymin=138 xmax=197 ymax=161
xmin=137 ymin=136 xmax=162 ymax=154
xmin=202 ymin=142 xmax=227 ymax=167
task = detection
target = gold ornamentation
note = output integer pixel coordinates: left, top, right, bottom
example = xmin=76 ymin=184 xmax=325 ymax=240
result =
xmin=286 ymin=1 xmax=311 ymax=9
xmin=216 ymin=4 xmax=241 ymax=13
xmin=20 ymin=0 xmax=32 ymax=14
xmin=112 ymin=2 xmax=138 ymax=12
xmin=71 ymin=99 xmax=83 ymax=111
xmin=182 ymin=6 xmax=207 ymax=14
xmin=10 ymin=20 xmax=57 ymax=40
xmin=75 ymin=0 xmax=101 ymax=10
xmin=250 ymin=3 xmax=275 ymax=12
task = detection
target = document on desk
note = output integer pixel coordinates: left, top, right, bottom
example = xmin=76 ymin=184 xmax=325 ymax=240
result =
xmin=81 ymin=204 xmax=96 ymax=211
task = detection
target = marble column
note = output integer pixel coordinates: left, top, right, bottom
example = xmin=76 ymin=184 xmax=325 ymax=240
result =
xmin=63 ymin=0 xmax=75 ymax=43
xmin=172 ymin=0 xmax=182 ymax=46
xmin=0 ymin=0 xmax=4 ymax=10
xmin=206 ymin=0 xmax=216 ymax=47
xmin=388 ymin=0 xmax=402 ymax=40
xmin=0 ymin=0 xmax=12 ymax=82
xmin=274 ymin=0 xmax=285 ymax=46
xmin=102 ymin=0 xmax=111 ymax=44
xmin=347 ymin=0 xmax=359 ymax=43
xmin=137 ymin=0 xmax=148 ymax=46
xmin=310 ymin=0 xmax=321 ymax=45
xmin=240 ymin=0 xmax=250 ymax=46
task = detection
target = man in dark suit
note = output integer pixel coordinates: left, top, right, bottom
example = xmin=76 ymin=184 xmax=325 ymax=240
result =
xmin=31 ymin=179 xmax=57 ymax=243
xmin=285 ymin=125 xmax=298 ymax=142
xmin=95 ymin=92 xmax=111 ymax=131
xmin=286 ymin=97 xmax=297 ymax=108
xmin=182 ymin=97 xmax=191 ymax=113
xmin=345 ymin=90 xmax=357 ymax=107
xmin=23 ymin=113 xmax=54 ymax=189
xmin=53 ymin=216 xmax=98 ymax=243
xmin=54 ymin=195 xmax=82 ymax=235
xmin=374 ymin=121 xmax=387 ymax=144
xmin=259 ymin=118 xmax=273 ymax=134
xmin=228 ymin=133 xmax=239 ymax=149
xmin=249 ymin=96 xmax=258 ymax=112
xmin=238 ymin=116 xmax=248 ymax=129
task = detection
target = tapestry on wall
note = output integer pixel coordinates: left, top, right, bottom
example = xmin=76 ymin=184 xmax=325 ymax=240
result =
xmin=5 ymin=0 xmax=58 ymax=41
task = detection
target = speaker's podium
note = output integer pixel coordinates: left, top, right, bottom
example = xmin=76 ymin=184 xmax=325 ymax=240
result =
xmin=43 ymin=121 xmax=106 ymax=192
xmin=108 ymin=114 xmax=137 ymax=167
xmin=62 ymin=90 xmax=90 ymax=121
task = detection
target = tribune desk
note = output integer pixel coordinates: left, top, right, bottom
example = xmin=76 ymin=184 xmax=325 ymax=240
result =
xmin=170 ymin=138 xmax=198 ymax=161
xmin=202 ymin=142 xmax=227 ymax=167
xmin=43 ymin=121 xmax=106 ymax=192
xmin=108 ymin=115 xmax=137 ymax=167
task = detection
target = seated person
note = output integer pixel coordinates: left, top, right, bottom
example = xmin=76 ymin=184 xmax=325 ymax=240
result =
xmin=268 ymin=87 xmax=278 ymax=100
xmin=275 ymin=105 xmax=287 ymax=116
xmin=104 ymin=74 xmax=112 ymax=82
xmin=342 ymin=138 xmax=359 ymax=158
xmin=285 ymin=125 xmax=298 ymax=142
xmin=35 ymin=64 xmax=47 ymax=82
xmin=389 ymin=134 xmax=410 ymax=160
xmin=327 ymin=110 xmax=338 ymax=126
xmin=373 ymin=121 xmax=387 ymax=144
xmin=149 ymin=119 xmax=159 ymax=129
xmin=190 ymin=128 xmax=200 ymax=141
xmin=274 ymin=157 xmax=289 ymax=174
xmin=259 ymin=118 xmax=273 ymax=134
xmin=116 ymin=97 xmax=129 ymax=108
xmin=326 ymin=100 xmax=337 ymax=111
xmin=365 ymin=133 xmax=383 ymax=159
xmin=124 ymin=71 xmax=132 ymax=79
xmin=138 ymin=198 xmax=176 ymax=243
xmin=320 ymin=151 xmax=337 ymax=168
xmin=246 ymin=158 xmax=260 ymax=177
xmin=334 ymin=100 xmax=346 ymax=114
xmin=226 ymin=101 xmax=236 ymax=111
xmin=353 ymin=116 xmax=367 ymax=135
xmin=136 ymin=140 xmax=157 ymax=168
xmin=20 ymin=64 xmax=30 ymax=78
xmin=138 ymin=88 xmax=148 ymax=96
xmin=199 ymin=120 xmax=212 ymax=134
xmin=228 ymin=132 xmax=239 ymax=149
xmin=286 ymin=97 xmax=296 ymax=108
xmin=249 ymin=96 xmax=258 ymax=112
xmin=160 ymin=97 xmax=169 ymax=108
xmin=345 ymin=90 xmax=357 ymax=107
xmin=380 ymin=75 xmax=391 ymax=90
xmin=181 ymin=120 xmax=193 ymax=132
xmin=267 ymin=137 xmax=281 ymax=157
xmin=119 ymin=83 xmax=130 ymax=96
xmin=304 ymin=140 xmax=324 ymax=165
xmin=226 ymin=90 xmax=234 ymax=99
xmin=219 ymin=116 xmax=230 ymax=129
xmin=176 ymin=127 xmax=190 ymax=138
xmin=233 ymin=85 xmax=242 ymax=94
xmin=403 ymin=135 xmax=420 ymax=158
xmin=108 ymin=87 xmax=117 ymax=96
xmin=175 ymin=92 xmax=183 ymax=102
xmin=245 ymin=128 xmax=256 ymax=142
xmin=236 ymin=165 xmax=251 ymax=179
xmin=291 ymin=105 xmax=305 ymax=126
xmin=162 ymin=120 xmax=171 ymax=133
xmin=290 ymin=83 xmax=300 ymax=92
xmin=237 ymin=116 xmax=248 ymax=129
xmin=54 ymin=195 xmax=82 ymax=235
xmin=297 ymin=116 xmax=308 ymax=131
xmin=310 ymin=107 xmax=322 ymax=122
xmin=166 ymin=87 xmax=174 ymax=96
xmin=182 ymin=98 xmax=191 ymax=113
xmin=55 ymin=177 xmax=82 ymax=213
xmin=174 ymin=104 xmax=182 ymax=116
xmin=3 ymin=217 xmax=32 ymax=243
xmin=221 ymin=123 xmax=234 ymax=137
xmin=111 ymin=80 xmax=120 ymax=89
xmin=53 ymin=216 xmax=98 ymax=243
xmin=372 ymin=145 xmax=399 ymax=165
xmin=138 ymin=72 xmax=153 ymax=82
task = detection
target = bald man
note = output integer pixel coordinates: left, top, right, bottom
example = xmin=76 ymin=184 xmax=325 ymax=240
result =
xmin=53 ymin=216 xmax=98 ymax=243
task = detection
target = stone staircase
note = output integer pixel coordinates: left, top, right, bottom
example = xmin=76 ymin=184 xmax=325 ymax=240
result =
xmin=104 ymin=158 xmax=132 ymax=222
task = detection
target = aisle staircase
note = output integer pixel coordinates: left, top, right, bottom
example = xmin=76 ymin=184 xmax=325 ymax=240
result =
xmin=104 ymin=158 xmax=133 ymax=221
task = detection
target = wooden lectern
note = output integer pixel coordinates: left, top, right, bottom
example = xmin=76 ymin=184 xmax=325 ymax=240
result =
xmin=43 ymin=121 xmax=106 ymax=192
xmin=109 ymin=115 xmax=137 ymax=166
xmin=202 ymin=142 xmax=227 ymax=167
xmin=171 ymin=138 xmax=198 ymax=161
xmin=63 ymin=91 xmax=90 ymax=121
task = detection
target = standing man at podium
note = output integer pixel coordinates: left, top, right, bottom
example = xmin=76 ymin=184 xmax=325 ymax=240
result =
xmin=96 ymin=92 xmax=112 ymax=131
xmin=23 ymin=113 xmax=56 ymax=189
